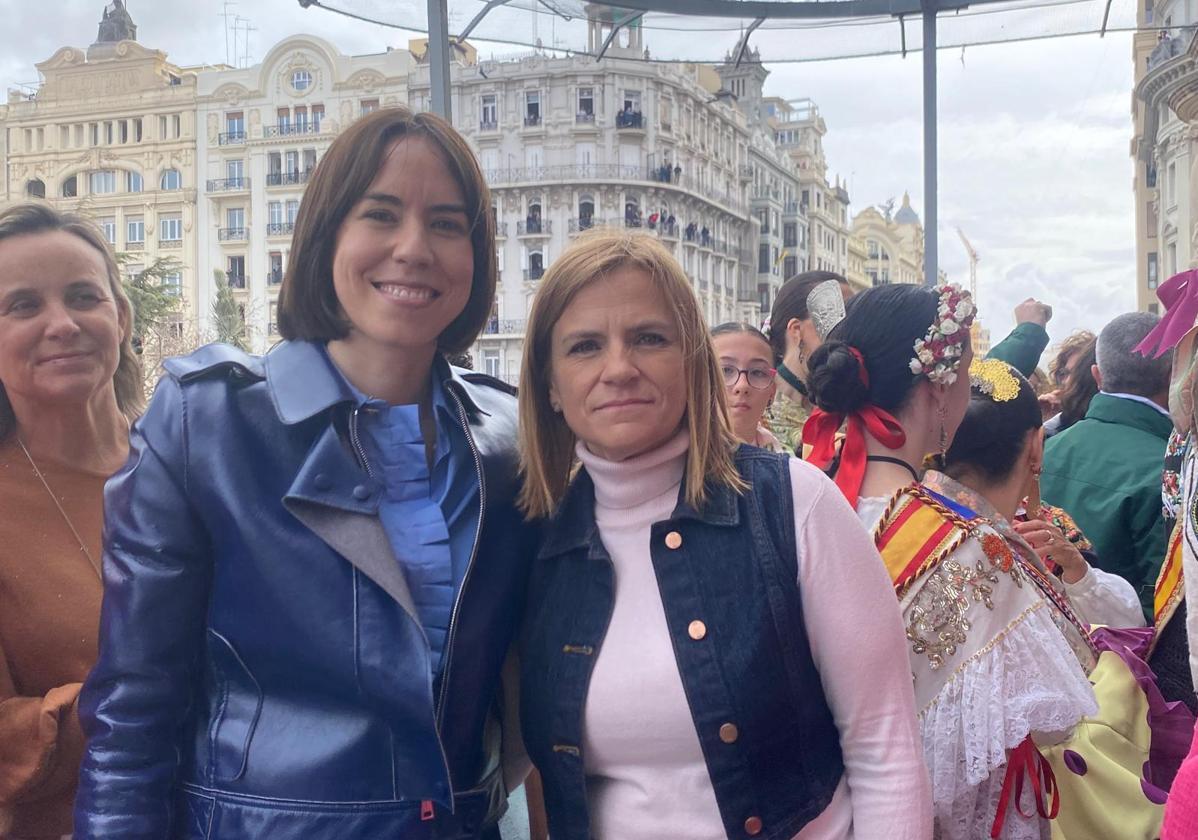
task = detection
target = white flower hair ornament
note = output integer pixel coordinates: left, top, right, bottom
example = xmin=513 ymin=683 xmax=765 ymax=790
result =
xmin=908 ymin=284 xmax=977 ymax=386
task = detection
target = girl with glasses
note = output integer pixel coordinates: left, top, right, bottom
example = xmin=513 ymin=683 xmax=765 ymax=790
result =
xmin=711 ymin=322 xmax=784 ymax=452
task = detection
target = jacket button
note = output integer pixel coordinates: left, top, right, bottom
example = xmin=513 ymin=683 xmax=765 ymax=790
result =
xmin=744 ymin=816 xmax=763 ymax=835
xmin=719 ymin=723 xmax=739 ymax=743
xmin=665 ymin=531 xmax=683 ymax=549
xmin=352 ymin=484 xmax=372 ymax=501
xmin=314 ymin=473 xmax=332 ymax=491
xmin=688 ymin=620 xmax=707 ymax=640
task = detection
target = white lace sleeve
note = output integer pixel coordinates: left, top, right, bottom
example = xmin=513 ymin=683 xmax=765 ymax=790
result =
xmin=1062 ymin=566 xmax=1146 ymax=628
xmin=919 ymin=600 xmax=1097 ymax=839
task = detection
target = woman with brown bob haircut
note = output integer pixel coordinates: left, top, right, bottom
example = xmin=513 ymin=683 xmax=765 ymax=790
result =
xmin=75 ymin=107 xmax=536 ymax=839
xmin=516 ymin=229 xmax=931 ymax=840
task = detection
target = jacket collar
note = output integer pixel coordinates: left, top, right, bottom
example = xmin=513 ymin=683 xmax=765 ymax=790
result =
xmin=538 ymin=462 xmax=741 ymax=560
xmin=264 ymin=340 xmax=485 ymax=425
xmin=1084 ymin=392 xmax=1173 ymax=440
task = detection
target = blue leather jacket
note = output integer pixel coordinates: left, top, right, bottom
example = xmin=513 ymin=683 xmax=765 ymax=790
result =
xmin=75 ymin=341 xmax=535 ymax=839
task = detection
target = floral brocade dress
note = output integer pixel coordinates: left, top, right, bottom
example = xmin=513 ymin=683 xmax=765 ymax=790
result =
xmin=921 ymin=472 xmax=1194 ymax=840
xmin=857 ymin=479 xmax=1096 ymax=840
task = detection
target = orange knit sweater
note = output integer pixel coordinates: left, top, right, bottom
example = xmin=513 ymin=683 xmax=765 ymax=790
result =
xmin=0 ymin=437 xmax=105 ymax=839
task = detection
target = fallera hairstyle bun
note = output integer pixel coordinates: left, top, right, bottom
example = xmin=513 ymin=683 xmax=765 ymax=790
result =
xmin=944 ymin=364 xmax=1041 ymax=483
xmin=805 ymin=284 xmax=940 ymax=415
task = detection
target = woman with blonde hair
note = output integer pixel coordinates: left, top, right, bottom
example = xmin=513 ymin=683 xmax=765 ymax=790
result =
xmin=0 ymin=203 xmax=142 ymax=839
xmin=517 ymin=230 xmax=931 ymax=840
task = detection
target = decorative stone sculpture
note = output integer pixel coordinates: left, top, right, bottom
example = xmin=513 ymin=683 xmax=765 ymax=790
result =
xmin=96 ymin=1 xmax=137 ymax=44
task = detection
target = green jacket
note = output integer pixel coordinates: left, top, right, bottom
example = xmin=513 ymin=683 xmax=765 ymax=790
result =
xmin=987 ymin=322 xmax=1049 ymax=377
xmin=1041 ymin=393 xmax=1172 ymax=619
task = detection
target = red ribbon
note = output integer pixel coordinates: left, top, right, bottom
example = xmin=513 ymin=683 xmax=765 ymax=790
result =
xmin=990 ymin=736 xmax=1060 ymax=839
xmin=802 ymin=403 xmax=906 ymax=509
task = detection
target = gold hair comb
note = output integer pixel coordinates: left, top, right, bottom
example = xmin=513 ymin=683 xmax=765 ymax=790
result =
xmin=969 ymin=358 xmax=1020 ymax=402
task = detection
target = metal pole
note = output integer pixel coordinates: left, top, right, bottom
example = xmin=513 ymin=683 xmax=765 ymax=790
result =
xmin=427 ymin=0 xmax=452 ymax=122
xmin=922 ymin=4 xmax=937 ymax=287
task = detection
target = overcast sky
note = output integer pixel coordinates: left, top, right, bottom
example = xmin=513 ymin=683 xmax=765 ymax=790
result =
xmin=2 ymin=1 xmax=1139 ymax=352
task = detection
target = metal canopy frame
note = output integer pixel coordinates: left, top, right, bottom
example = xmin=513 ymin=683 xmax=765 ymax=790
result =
xmin=307 ymin=0 xmax=1112 ymax=287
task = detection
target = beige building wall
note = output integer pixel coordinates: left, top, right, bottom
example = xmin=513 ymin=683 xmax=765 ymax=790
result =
xmin=849 ymin=193 xmax=925 ymax=288
xmin=2 ymin=38 xmax=200 ymax=315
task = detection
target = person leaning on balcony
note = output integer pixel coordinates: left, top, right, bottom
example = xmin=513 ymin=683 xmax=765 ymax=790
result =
xmin=0 ymin=204 xmax=143 ymax=840
xmin=73 ymin=106 xmax=537 ymax=839
xmin=516 ymin=230 xmax=932 ymax=840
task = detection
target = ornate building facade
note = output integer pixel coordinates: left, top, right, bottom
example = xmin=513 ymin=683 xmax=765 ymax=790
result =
xmin=2 ymin=3 xmax=200 ymax=314
xmin=194 ymin=35 xmax=411 ymax=348
xmin=849 ymin=192 xmax=926 ymax=288
xmin=1134 ymin=5 xmax=1198 ymax=314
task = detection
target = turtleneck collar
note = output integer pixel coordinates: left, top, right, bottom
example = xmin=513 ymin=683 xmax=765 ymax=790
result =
xmin=575 ymin=428 xmax=689 ymax=511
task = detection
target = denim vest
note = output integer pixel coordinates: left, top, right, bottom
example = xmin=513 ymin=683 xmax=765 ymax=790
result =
xmin=521 ymin=446 xmax=844 ymax=840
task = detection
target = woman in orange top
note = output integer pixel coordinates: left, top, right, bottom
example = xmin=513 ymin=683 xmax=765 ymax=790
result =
xmin=0 ymin=204 xmax=140 ymax=839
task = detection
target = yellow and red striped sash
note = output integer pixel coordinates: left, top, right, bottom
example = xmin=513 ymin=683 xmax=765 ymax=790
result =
xmin=1154 ymin=521 xmax=1185 ymax=630
xmin=874 ymin=486 xmax=972 ymax=599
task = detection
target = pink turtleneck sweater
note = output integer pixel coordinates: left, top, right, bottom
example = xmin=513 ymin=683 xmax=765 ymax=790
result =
xmin=576 ymin=431 xmax=932 ymax=840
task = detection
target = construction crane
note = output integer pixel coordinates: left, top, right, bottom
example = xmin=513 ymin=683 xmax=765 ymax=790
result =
xmin=956 ymin=227 xmax=978 ymax=299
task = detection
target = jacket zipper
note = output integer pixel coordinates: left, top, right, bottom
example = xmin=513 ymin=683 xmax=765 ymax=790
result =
xmin=348 ymin=405 xmax=456 ymax=813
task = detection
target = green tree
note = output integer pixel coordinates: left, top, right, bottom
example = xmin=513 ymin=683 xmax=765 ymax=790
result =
xmin=116 ymin=253 xmax=183 ymax=352
xmin=211 ymin=269 xmax=248 ymax=350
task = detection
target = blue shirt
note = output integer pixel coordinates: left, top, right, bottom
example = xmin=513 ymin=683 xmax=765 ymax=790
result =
xmin=322 ymin=347 xmax=481 ymax=674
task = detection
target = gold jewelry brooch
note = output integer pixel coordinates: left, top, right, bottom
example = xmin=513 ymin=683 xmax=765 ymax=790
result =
xmin=969 ymin=358 xmax=1020 ymax=402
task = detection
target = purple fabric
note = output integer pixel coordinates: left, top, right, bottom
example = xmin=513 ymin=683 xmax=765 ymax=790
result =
xmin=1136 ymin=269 xmax=1198 ymax=358
xmin=1090 ymin=626 xmax=1196 ymax=791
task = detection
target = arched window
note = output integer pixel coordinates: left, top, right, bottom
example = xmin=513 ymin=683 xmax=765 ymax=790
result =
xmin=578 ymin=194 xmax=594 ymax=230
xmin=25 ymin=179 xmax=45 ymax=199
xmin=61 ymin=176 xmax=77 ymax=198
xmin=160 ymin=169 xmax=181 ymax=190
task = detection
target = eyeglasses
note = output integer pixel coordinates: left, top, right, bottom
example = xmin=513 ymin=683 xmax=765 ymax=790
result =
xmin=721 ymin=365 xmax=776 ymax=390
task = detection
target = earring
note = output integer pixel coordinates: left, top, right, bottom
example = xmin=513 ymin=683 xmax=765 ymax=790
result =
xmin=937 ymin=404 xmax=948 ymax=456
xmin=550 ymin=401 xmax=562 ymax=413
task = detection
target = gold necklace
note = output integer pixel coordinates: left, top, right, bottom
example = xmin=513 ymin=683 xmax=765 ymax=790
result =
xmin=17 ymin=437 xmax=102 ymax=581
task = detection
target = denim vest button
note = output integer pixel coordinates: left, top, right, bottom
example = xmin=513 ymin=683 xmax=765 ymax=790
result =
xmin=665 ymin=531 xmax=683 ymax=549
xmin=719 ymin=723 xmax=739 ymax=743
xmin=744 ymin=816 xmax=763 ymax=835
xmin=352 ymin=484 xmax=372 ymax=501
xmin=688 ymin=620 xmax=707 ymax=640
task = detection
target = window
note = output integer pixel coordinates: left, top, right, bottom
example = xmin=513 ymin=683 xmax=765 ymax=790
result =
xmin=480 ymin=94 xmax=498 ymax=129
xmin=160 ymin=214 xmax=182 ymax=242
xmin=227 ymin=208 xmax=245 ymax=232
xmin=1168 ymin=162 xmax=1177 ymax=207
xmin=360 ymin=98 xmax=379 ymax=116
xmin=269 ymin=201 xmax=284 ymax=226
xmin=1149 ymin=252 xmax=1159 ymax=289
xmin=125 ymin=170 xmax=143 ymax=192
xmin=225 ymin=112 xmax=245 ymax=140
xmin=160 ymin=169 xmax=181 ymax=190
xmin=89 ymin=170 xmax=116 ymax=194
xmin=1168 ymin=241 xmax=1178 ymax=275
xmin=61 ymin=176 xmax=77 ymax=198
xmin=277 ymin=107 xmax=292 ymax=133
xmin=578 ymin=87 xmax=594 ymax=116
xmin=97 ymin=217 xmax=116 ymax=244
xmin=525 ymin=90 xmax=541 ymax=125
xmin=126 ymin=217 xmax=145 ymax=244
xmin=295 ymin=107 xmax=309 ymax=132
xmin=303 ymin=149 xmax=317 ymax=172
xmin=163 ymin=271 xmax=182 ymax=296
xmin=173 ymin=115 xmax=182 ymax=138
xmin=286 ymin=200 xmax=300 ymax=224
xmin=292 ymin=69 xmax=312 ymax=91
xmin=483 ymin=350 xmax=501 ymax=378
xmin=269 ymin=301 xmax=280 ymax=334
xmin=285 ymin=151 xmax=300 ymax=175
xmin=25 ymin=179 xmax=45 ymax=198
xmin=312 ymin=104 xmax=324 ymax=131
xmin=226 ymin=160 xmax=244 ymax=186
xmin=758 ymin=243 xmax=770 ymax=273
xmin=132 ymin=117 xmax=143 ymax=142
xmin=227 ymin=256 xmax=246 ymax=288
xmin=269 ymin=252 xmax=284 ymax=285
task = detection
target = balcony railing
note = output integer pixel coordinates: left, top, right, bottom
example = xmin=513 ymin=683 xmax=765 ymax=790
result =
xmin=218 ymin=227 xmax=248 ymax=241
xmin=568 ymin=217 xmax=597 ymax=234
xmin=494 ymin=221 xmax=508 ymax=237
xmin=227 ymin=274 xmax=247 ymax=289
xmin=658 ymin=220 xmax=679 ymax=238
xmin=482 ymin=318 xmax=527 ymax=335
xmin=267 ymin=222 xmax=295 ymax=236
xmin=575 ymin=112 xmax=596 ymax=124
xmin=207 ymin=177 xmax=250 ymax=192
xmin=523 ymin=114 xmax=541 ymax=127
xmin=219 ymin=131 xmax=246 ymax=145
xmin=266 ymin=170 xmax=312 ymax=187
xmin=263 ymin=122 xmax=323 ymax=138
xmin=479 ymin=119 xmax=498 ymax=131
xmin=616 ymin=111 xmax=644 ymax=129
xmin=784 ymin=201 xmax=801 ymax=215
xmin=517 ymin=219 xmax=551 ymax=236
xmin=268 ymin=269 xmax=283 ymax=285
xmin=126 ymin=240 xmax=144 ymax=251
xmin=480 ymin=164 xmax=746 ymax=214
xmin=159 ymin=238 xmax=182 ymax=249
xmin=524 ymin=266 xmax=545 ymax=281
